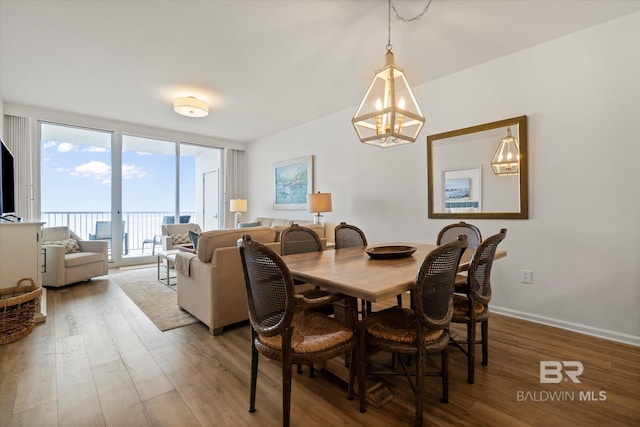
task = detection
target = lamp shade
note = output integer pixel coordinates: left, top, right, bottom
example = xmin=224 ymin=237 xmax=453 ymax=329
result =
xmin=491 ymin=128 xmax=520 ymax=176
xmin=230 ymin=199 xmax=248 ymax=212
xmin=307 ymin=192 xmax=332 ymax=213
xmin=174 ymin=96 xmax=209 ymax=118
xmin=352 ymin=50 xmax=425 ymax=147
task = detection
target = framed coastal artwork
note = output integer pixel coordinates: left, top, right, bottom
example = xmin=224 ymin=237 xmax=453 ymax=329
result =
xmin=273 ymin=156 xmax=313 ymax=210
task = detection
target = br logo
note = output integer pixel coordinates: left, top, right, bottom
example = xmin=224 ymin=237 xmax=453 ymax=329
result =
xmin=540 ymin=361 xmax=583 ymax=383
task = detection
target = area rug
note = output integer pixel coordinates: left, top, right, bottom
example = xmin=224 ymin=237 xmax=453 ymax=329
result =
xmin=110 ymin=267 xmax=199 ymax=331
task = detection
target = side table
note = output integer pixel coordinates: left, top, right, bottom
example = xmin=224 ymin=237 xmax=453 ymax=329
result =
xmin=157 ymin=249 xmax=179 ymax=287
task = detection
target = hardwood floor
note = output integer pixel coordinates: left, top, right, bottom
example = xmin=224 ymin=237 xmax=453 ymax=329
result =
xmin=1 ymin=275 xmax=638 ymax=427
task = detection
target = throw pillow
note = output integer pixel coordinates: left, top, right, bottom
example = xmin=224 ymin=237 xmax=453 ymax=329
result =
xmin=188 ymin=230 xmax=199 ymax=250
xmin=42 ymin=238 xmax=80 ymax=254
xmin=170 ymin=233 xmax=190 ymax=245
xmin=238 ymin=221 xmax=260 ymax=228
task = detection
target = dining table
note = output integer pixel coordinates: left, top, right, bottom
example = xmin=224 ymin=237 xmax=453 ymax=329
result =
xmin=280 ymin=241 xmax=507 ymax=406
xmin=282 ymin=242 xmax=507 ymax=303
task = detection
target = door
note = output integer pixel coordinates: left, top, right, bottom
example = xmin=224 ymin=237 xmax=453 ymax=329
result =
xmin=203 ymin=169 xmax=219 ymax=231
xmin=40 ymin=123 xmax=116 ymax=259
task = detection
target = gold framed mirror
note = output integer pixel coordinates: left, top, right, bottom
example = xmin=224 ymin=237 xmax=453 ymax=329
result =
xmin=427 ymin=115 xmax=528 ymax=219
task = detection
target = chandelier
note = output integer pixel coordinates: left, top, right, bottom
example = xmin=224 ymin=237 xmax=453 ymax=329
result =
xmin=491 ymin=127 xmax=520 ymax=176
xmin=352 ymin=0 xmax=431 ymax=147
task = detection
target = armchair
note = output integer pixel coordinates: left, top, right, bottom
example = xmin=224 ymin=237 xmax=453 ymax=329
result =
xmin=143 ymin=215 xmax=192 ymax=255
xmin=42 ymin=226 xmax=108 ymax=287
xmin=161 ymin=223 xmax=202 ymax=251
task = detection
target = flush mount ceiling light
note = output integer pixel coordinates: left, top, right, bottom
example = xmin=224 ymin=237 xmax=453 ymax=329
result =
xmin=174 ymin=96 xmax=209 ymax=118
xmin=352 ymin=0 xmax=430 ymax=147
xmin=491 ymin=127 xmax=520 ymax=176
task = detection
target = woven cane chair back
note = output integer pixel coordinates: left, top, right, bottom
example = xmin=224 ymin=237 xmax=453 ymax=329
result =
xmin=437 ymin=221 xmax=482 ymax=249
xmin=412 ymin=235 xmax=468 ymax=329
xmin=280 ymin=224 xmax=322 ymax=255
xmin=468 ymin=229 xmax=507 ymax=307
xmin=238 ymin=235 xmax=295 ymax=337
xmin=334 ymin=222 xmax=368 ymax=249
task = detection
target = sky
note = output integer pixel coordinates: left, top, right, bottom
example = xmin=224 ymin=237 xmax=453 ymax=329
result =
xmin=41 ymin=133 xmax=195 ymax=213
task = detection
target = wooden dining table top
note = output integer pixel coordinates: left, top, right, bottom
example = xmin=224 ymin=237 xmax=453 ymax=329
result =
xmin=281 ymin=242 xmax=507 ymax=303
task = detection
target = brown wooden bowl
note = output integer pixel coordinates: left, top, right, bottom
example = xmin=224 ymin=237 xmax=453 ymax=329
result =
xmin=365 ymin=245 xmax=417 ymax=259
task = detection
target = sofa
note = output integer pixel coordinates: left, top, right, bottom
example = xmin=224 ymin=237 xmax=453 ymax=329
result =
xmin=175 ymin=219 xmax=327 ymax=335
xmin=246 ymin=217 xmax=327 ymax=239
xmin=42 ymin=226 xmax=109 ymax=287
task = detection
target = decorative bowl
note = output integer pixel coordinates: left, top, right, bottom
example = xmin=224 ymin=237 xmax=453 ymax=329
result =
xmin=366 ymin=245 xmax=417 ymax=260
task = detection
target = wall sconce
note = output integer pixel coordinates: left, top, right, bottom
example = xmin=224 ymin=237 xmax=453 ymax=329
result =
xmin=307 ymin=192 xmax=332 ymax=226
xmin=174 ymin=96 xmax=209 ymax=118
xmin=491 ymin=127 xmax=520 ymax=175
xmin=230 ymin=199 xmax=248 ymax=228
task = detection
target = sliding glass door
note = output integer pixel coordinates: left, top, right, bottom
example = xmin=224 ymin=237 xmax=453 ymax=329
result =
xmin=41 ymin=122 xmax=224 ymax=265
xmin=40 ymin=123 xmax=117 ymax=259
xmin=121 ymin=135 xmax=177 ymax=260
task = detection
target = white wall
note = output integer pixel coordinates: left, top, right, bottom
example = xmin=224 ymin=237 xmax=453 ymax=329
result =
xmin=246 ymin=12 xmax=640 ymax=345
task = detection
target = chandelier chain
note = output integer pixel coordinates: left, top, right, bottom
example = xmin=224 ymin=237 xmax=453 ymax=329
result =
xmin=386 ymin=0 xmax=433 ymax=51
xmin=391 ymin=0 xmax=433 ymax=23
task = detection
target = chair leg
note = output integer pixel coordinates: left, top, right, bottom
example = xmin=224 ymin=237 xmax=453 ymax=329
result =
xmin=415 ymin=346 xmax=425 ymax=427
xmin=309 ymin=364 xmax=315 ymax=378
xmin=347 ymin=349 xmax=355 ymax=401
xmin=282 ymin=331 xmax=293 ymax=427
xmin=481 ymin=320 xmax=488 ymax=366
xmin=282 ymin=362 xmax=292 ymax=427
xmin=467 ymin=321 xmax=475 ymax=384
xmin=249 ymin=335 xmax=259 ymax=413
xmin=396 ymin=293 xmax=403 ymax=308
xmin=357 ymin=325 xmax=367 ymax=413
xmin=441 ymin=346 xmax=449 ymax=403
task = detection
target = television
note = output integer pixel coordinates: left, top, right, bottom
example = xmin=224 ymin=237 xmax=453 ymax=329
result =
xmin=0 ymin=139 xmax=16 ymax=215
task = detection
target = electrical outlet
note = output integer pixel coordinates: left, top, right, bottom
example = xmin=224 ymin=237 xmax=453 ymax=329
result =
xmin=521 ymin=270 xmax=533 ymax=284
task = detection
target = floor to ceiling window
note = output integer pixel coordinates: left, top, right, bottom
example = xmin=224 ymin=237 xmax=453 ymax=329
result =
xmin=40 ymin=122 xmax=223 ymax=265
xmin=40 ymin=123 xmax=117 ymax=258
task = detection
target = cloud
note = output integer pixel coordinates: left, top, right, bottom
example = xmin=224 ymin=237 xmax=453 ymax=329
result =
xmin=122 ymin=163 xmax=147 ymax=180
xmin=71 ymin=161 xmax=111 ymax=184
xmin=68 ymin=161 xmax=147 ymax=184
xmin=57 ymin=142 xmax=77 ymax=153
xmin=84 ymin=146 xmax=109 ymax=153
xmin=42 ymin=141 xmax=57 ymax=149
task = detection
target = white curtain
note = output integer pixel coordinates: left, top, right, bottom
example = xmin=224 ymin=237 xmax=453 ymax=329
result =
xmin=3 ymin=115 xmax=36 ymax=220
xmin=224 ymin=148 xmax=246 ymax=229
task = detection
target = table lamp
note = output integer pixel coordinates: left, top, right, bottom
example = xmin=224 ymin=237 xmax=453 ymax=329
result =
xmin=230 ymin=199 xmax=248 ymax=228
xmin=307 ymin=192 xmax=332 ymax=226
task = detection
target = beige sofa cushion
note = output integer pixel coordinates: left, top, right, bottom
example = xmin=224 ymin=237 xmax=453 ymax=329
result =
xmin=196 ymin=227 xmax=276 ymax=263
xmin=254 ymin=217 xmax=325 ymax=239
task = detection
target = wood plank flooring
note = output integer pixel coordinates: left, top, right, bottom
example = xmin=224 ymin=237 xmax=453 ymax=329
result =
xmin=1 ymin=275 xmax=638 ymax=427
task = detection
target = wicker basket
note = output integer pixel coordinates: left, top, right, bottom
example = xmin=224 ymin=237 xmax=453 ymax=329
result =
xmin=0 ymin=278 xmax=42 ymax=345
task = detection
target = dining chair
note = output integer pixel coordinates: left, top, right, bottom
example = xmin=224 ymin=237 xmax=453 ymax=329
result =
xmin=238 ymin=235 xmax=356 ymax=427
xmin=280 ymin=224 xmax=344 ymax=308
xmin=356 ymin=236 xmax=468 ymax=426
xmin=450 ymin=228 xmax=507 ymax=384
xmin=280 ymin=223 xmax=345 ymax=375
xmin=437 ymin=221 xmax=482 ymax=294
xmin=334 ymin=221 xmax=404 ymax=314
xmin=334 ymin=221 xmax=368 ymax=249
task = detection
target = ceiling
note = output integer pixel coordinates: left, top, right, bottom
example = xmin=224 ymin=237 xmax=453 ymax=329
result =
xmin=1 ymin=0 xmax=638 ymax=144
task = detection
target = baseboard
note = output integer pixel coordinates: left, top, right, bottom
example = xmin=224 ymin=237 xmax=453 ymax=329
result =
xmin=491 ymin=305 xmax=640 ymax=347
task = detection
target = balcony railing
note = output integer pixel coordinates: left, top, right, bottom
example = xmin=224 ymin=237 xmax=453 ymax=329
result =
xmin=41 ymin=211 xmax=197 ymax=257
